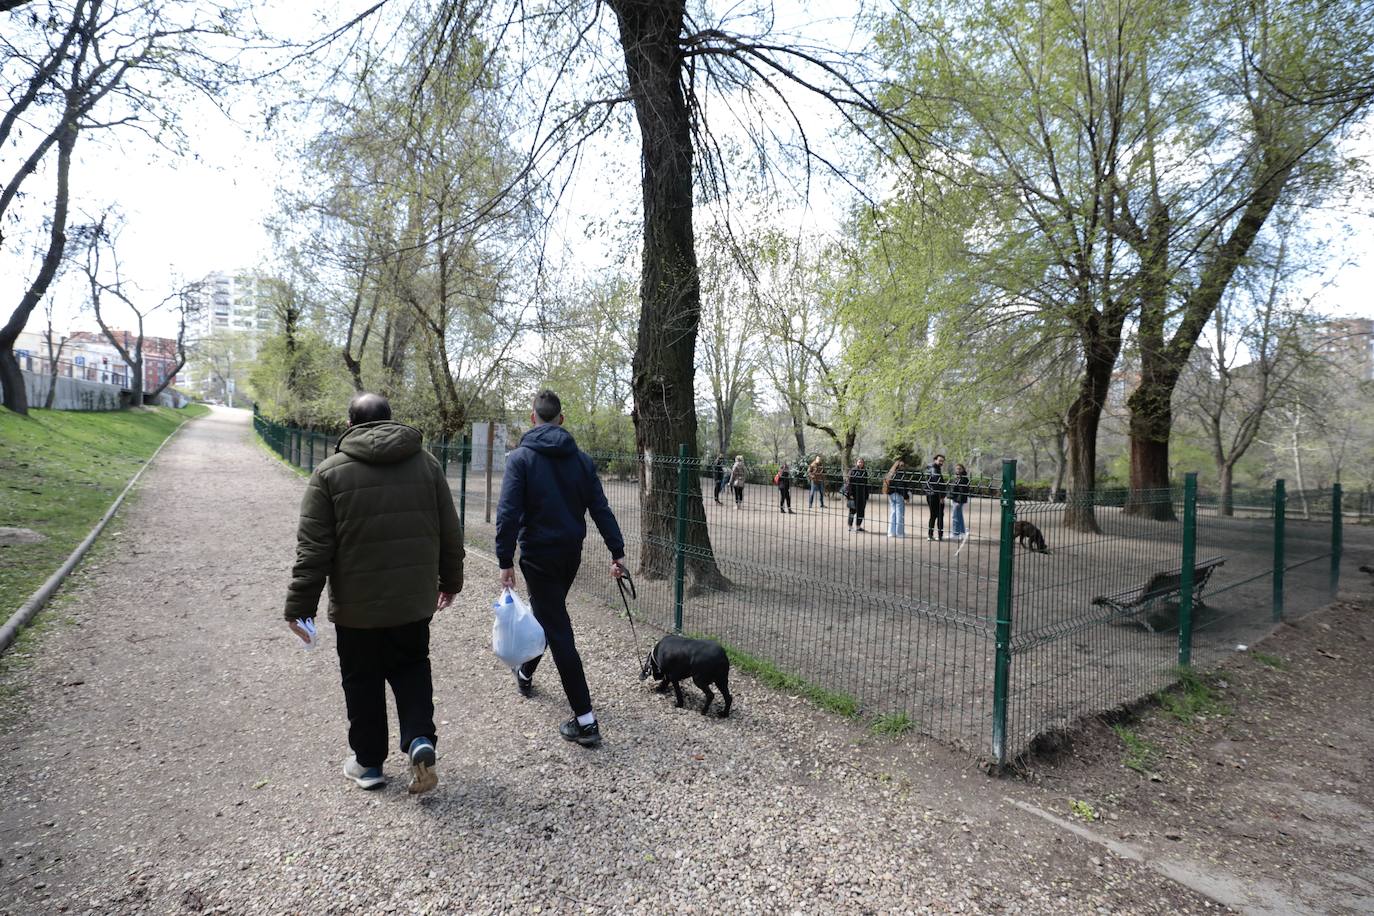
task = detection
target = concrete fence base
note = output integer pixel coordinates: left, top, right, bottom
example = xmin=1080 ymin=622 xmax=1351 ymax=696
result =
xmin=3 ymin=369 xmax=188 ymax=411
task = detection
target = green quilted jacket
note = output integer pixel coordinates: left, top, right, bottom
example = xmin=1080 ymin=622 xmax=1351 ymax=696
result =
xmin=284 ymin=421 xmax=464 ymax=627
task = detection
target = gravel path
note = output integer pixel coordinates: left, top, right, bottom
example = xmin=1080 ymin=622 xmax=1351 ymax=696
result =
xmin=0 ymin=408 xmax=1227 ymax=914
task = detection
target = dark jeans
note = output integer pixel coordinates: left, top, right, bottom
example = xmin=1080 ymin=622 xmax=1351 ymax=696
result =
xmin=733 ymin=485 xmax=744 ymax=505
xmin=336 ymin=616 xmax=436 ymax=768
xmin=713 ymin=478 xmax=725 ymax=500
xmin=779 ymin=486 xmax=791 ymax=510
xmin=517 ymin=551 xmax=592 ymax=717
xmin=927 ymin=495 xmax=945 ymax=537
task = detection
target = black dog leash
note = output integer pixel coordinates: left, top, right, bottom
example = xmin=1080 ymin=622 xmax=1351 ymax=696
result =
xmin=615 ymin=570 xmax=650 ymax=671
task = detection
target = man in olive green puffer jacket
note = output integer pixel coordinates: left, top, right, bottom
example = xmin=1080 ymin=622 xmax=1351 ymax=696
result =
xmin=284 ymin=393 xmax=463 ymax=795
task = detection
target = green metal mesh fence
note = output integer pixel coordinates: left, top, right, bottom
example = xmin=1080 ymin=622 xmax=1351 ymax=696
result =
xmin=254 ymin=416 xmax=1364 ymax=765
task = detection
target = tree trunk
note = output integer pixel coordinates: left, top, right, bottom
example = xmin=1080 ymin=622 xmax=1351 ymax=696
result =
xmin=1218 ymin=462 xmax=1234 ymax=517
xmin=1291 ymin=417 xmax=1310 ymax=520
xmin=1050 ymin=427 xmax=1067 ymax=501
xmin=0 ymin=92 xmax=77 ymax=414
xmin=1123 ymin=370 xmax=1178 ymax=521
xmin=1063 ymin=332 xmax=1120 ymax=532
xmin=789 ymin=402 xmax=806 ymax=458
xmin=715 ymin=400 xmax=734 ymax=457
xmin=610 ymin=0 xmax=727 ymax=591
xmin=130 ymin=355 xmax=144 ymax=406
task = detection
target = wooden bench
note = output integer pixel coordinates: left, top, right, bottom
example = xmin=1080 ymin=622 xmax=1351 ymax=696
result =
xmin=1093 ymin=556 xmax=1226 ymax=633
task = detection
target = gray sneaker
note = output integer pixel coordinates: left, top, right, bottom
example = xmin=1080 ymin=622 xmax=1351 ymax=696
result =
xmin=343 ymin=756 xmax=386 ymax=790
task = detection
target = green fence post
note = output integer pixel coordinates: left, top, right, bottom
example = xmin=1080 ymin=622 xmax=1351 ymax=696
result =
xmin=441 ymin=435 xmax=450 ymax=474
xmin=1330 ymin=483 xmax=1342 ymax=600
xmin=1178 ymin=472 xmax=1198 ymax=667
xmin=1273 ymin=478 xmax=1286 ymax=622
xmin=992 ymin=458 xmax=1017 ymax=769
xmin=459 ymin=432 xmax=470 ymax=529
xmin=673 ymin=443 xmax=689 ymax=634
xmin=307 ymin=431 xmax=315 ymax=471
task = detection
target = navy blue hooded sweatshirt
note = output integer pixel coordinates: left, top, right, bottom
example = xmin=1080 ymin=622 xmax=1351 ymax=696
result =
xmin=494 ymin=423 xmax=626 ymax=569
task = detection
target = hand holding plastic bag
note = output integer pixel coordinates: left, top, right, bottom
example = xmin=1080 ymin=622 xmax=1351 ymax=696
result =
xmin=491 ymin=588 xmax=546 ymax=668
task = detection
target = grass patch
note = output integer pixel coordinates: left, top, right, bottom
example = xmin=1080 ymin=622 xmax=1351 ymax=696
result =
xmin=1112 ymin=723 xmax=1157 ymax=774
xmin=870 ymin=712 xmax=917 ymax=737
xmin=1069 ymin=799 xmax=1099 ymax=821
xmin=691 ymin=634 xmax=860 ymax=718
xmin=0 ymin=405 xmax=204 ymax=616
xmin=1157 ymin=666 xmax=1229 ymax=723
xmin=1251 ymin=650 xmax=1288 ymax=670
xmin=254 ymin=432 xmax=310 ymax=478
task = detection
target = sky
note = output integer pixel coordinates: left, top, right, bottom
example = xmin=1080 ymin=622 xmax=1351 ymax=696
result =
xmin=4 ymin=0 xmax=1372 ymax=343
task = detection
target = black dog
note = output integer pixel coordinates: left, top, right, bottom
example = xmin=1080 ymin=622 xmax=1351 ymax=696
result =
xmin=1012 ymin=519 xmax=1048 ymax=552
xmin=640 ymin=635 xmax=733 ymax=717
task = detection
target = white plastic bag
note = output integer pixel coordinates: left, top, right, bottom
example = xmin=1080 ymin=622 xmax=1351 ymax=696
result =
xmin=491 ymin=588 xmax=545 ymax=668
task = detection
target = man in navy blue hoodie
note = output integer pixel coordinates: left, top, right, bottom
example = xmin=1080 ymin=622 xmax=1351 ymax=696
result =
xmin=496 ymin=389 xmax=627 ymax=747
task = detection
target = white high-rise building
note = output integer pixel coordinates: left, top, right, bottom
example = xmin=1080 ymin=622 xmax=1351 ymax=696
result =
xmin=191 ymin=271 xmax=275 ymax=340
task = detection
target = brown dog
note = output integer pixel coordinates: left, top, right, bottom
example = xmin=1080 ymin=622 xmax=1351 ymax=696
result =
xmin=1012 ymin=519 xmax=1048 ymax=552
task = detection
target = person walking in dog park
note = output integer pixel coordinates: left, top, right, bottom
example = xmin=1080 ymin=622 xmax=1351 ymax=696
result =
xmin=711 ymin=454 xmax=726 ymax=504
xmin=728 ymin=455 xmax=748 ymax=509
xmin=496 ymin=389 xmax=628 ymax=748
xmin=284 ymin=392 xmax=463 ymax=794
xmin=884 ymin=459 xmax=909 ymax=538
xmin=950 ymin=462 xmax=971 ymax=540
xmin=923 ymin=454 xmax=948 ymax=540
xmin=807 ymin=455 xmax=827 ymax=509
xmin=845 ymin=457 xmax=871 ymax=533
xmin=775 ymin=461 xmax=796 ymax=513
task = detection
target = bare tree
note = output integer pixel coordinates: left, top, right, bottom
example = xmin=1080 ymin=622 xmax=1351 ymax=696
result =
xmin=1 ymin=0 xmax=242 ymax=413
xmin=697 ymin=229 xmax=759 ymax=456
xmin=81 ymin=216 xmax=196 ymax=406
xmin=1179 ymin=230 xmax=1325 ymax=515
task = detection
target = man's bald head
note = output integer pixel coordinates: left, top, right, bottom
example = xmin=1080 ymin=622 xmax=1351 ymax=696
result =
xmin=348 ymin=392 xmax=392 ymax=426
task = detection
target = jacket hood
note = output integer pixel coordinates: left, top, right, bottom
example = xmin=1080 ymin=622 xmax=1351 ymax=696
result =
xmin=520 ymin=423 xmax=579 ymax=457
xmin=337 ymin=421 xmax=424 ymax=464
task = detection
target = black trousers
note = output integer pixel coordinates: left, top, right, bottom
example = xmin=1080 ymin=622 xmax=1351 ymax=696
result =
xmin=517 ymin=551 xmax=592 ymax=717
xmin=732 ymin=485 xmax=744 ymax=505
xmin=779 ymin=486 xmax=791 ymax=510
xmin=848 ymin=497 xmax=867 ymax=528
xmin=927 ymin=495 xmax=945 ymax=537
xmin=335 ymin=616 xmax=436 ymax=768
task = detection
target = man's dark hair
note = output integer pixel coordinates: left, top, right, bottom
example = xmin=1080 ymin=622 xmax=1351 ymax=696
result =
xmin=934 ymin=454 xmax=946 ymax=462
xmin=533 ymin=389 xmax=562 ymax=423
xmin=349 ymin=392 xmax=392 ymax=425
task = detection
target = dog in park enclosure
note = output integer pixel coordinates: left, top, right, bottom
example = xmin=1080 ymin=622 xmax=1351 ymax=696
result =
xmin=1012 ymin=519 xmax=1049 ymax=553
xmin=641 ymin=635 xmax=733 ymax=717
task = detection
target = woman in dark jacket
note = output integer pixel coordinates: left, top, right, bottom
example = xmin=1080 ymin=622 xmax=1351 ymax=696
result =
xmin=845 ymin=458 xmax=870 ymax=533
xmin=950 ymin=462 xmax=971 ymax=539
xmin=776 ymin=462 xmax=795 ymax=514
xmin=923 ymin=454 xmax=947 ymax=541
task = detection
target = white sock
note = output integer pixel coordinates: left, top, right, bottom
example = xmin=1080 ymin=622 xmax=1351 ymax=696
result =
xmin=576 ymin=712 xmax=596 ymax=726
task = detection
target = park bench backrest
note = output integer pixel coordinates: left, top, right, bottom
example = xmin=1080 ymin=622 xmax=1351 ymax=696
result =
xmin=1139 ymin=570 xmax=1184 ymax=603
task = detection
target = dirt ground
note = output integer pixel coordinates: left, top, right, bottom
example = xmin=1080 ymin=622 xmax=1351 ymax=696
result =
xmin=1014 ymin=570 xmax=1374 ymax=915
xmin=458 ymin=470 xmax=1371 ymax=760
xmin=2 ymin=408 xmax=1239 ymax=914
